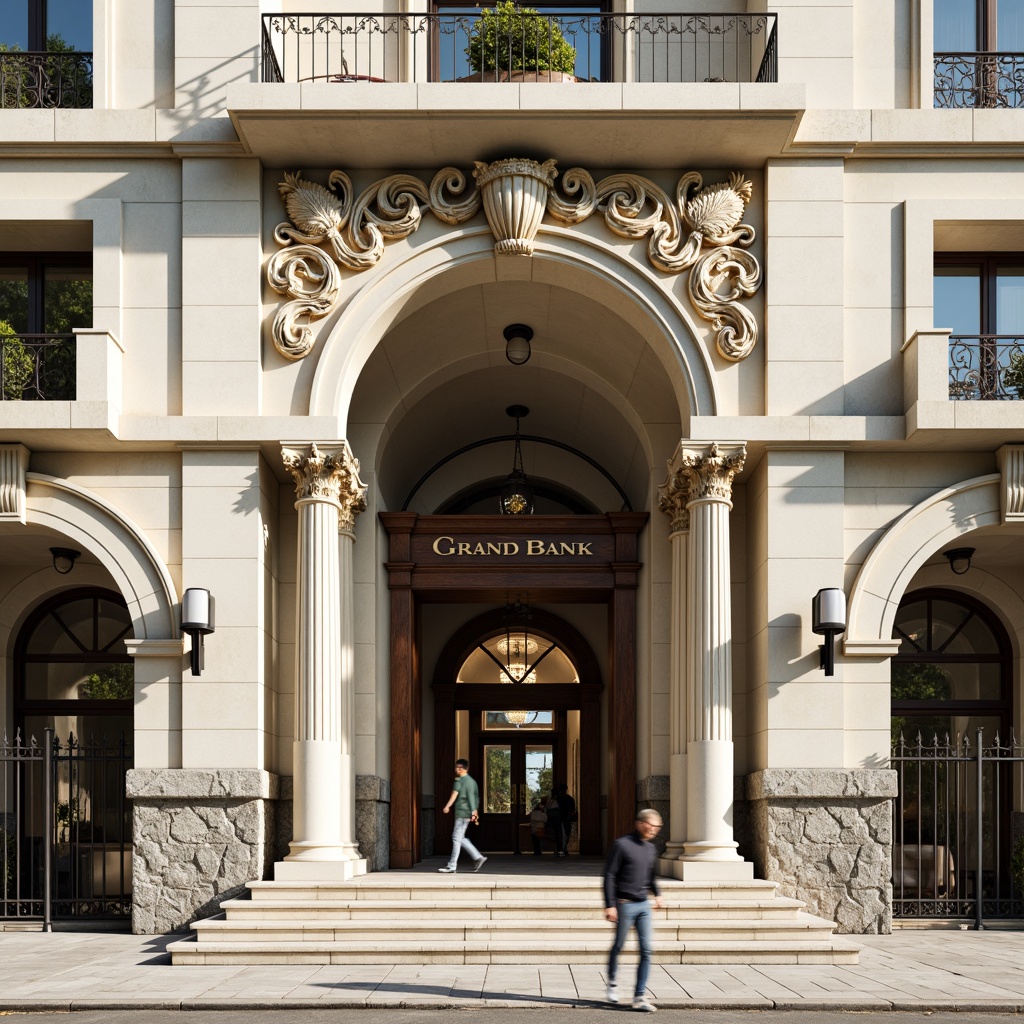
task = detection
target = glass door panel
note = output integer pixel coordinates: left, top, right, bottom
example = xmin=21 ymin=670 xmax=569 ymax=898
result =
xmin=482 ymin=744 xmax=512 ymax=813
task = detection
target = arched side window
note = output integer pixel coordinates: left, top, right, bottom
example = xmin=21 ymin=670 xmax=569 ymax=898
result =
xmin=891 ymin=588 xmax=1011 ymax=747
xmin=15 ymin=587 xmax=133 ymax=743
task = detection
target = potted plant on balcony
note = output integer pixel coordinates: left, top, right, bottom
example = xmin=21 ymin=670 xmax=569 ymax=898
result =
xmin=465 ymin=1 xmax=578 ymax=83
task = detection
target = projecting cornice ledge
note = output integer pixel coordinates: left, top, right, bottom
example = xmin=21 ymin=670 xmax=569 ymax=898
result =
xmin=226 ymin=81 xmax=805 ymax=168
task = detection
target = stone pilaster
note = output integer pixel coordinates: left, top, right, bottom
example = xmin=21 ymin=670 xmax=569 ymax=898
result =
xmin=657 ymin=460 xmax=690 ymax=867
xmin=677 ymin=442 xmax=751 ymax=880
xmin=277 ymin=441 xmax=367 ymax=881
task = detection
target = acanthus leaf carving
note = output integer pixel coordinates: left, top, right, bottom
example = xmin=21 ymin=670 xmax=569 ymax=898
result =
xmin=679 ymin=442 xmax=747 ymax=504
xmin=268 ymin=161 xmax=762 ymax=363
xmin=281 ymin=441 xmax=367 ymax=533
xmin=657 ymin=462 xmax=690 ymax=533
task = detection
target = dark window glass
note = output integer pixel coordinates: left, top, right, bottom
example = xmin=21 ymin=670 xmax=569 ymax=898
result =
xmin=44 ymin=0 xmax=91 ymax=51
xmin=0 ymin=254 xmax=91 ymax=333
xmin=935 ymin=0 xmax=978 ymax=49
xmin=0 ymin=1 xmax=90 ymax=52
xmin=934 ymin=266 xmax=982 ymax=334
xmin=0 ymin=0 xmax=31 ymax=51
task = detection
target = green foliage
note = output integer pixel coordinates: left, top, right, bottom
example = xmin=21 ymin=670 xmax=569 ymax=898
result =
xmin=0 ymin=35 xmax=92 ymax=109
xmin=891 ymin=662 xmax=952 ymax=748
xmin=78 ymin=663 xmax=134 ymax=701
xmin=1012 ymin=835 xmax=1024 ymax=895
xmin=0 ymin=318 xmax=33 ymax=401
xmin=1003 ymin=350 xmax=1024 ymax=398
xmin=466 ymin=2 xmax=577 ymax=75
xmin=485 ymin=746 xmax=511 ymax=813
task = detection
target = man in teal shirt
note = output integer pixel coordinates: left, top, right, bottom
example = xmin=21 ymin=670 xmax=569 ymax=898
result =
xmin=439 ymin=758 xmax=487 ymax=873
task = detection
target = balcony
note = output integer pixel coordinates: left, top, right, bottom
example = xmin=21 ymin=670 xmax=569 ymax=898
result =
xmin=948 ymin=335 xmax=1024 ymax=400
xmin=934 ymin=53 xmax=1024 ymax=108
xmin=261 ymin=11 xmax=778 ymax=85
xmin=0 ymin=334 xmax=76 ymax=401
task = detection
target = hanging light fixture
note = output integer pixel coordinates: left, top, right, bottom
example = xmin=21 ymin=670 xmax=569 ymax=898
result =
xmin=499 ymin=405 xmax=534 ymax=515
xmin=497 ymin=635 xmax=539 ymax=685
xmin=503 ymin=709 xmax=538 ymax=728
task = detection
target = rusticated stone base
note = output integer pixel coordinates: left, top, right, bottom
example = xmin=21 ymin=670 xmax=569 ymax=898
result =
xmin=126 ymin=769 xmax=278 ymax=935
xmin=746 ymin=768 xmax=898 ymax=934
xmin=636 ymin=776 xmax=669 ymax=857
xmin=356 ymin=775 xmax=390 ymax=871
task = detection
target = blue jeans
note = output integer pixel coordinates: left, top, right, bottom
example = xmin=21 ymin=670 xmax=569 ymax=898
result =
xmin=607 ymin=898 xmax=653 ymax=999
xmin=446 ymin=816 xmax=482 ymax=870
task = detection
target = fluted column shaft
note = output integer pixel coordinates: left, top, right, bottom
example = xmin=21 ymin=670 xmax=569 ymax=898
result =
xmin=677 ymin=442 xmax=750 ymax=877
xmin=657 ymin=464 xmax=690 ymax=861
xmin=280 ymin=442 xmax=366 ymax=876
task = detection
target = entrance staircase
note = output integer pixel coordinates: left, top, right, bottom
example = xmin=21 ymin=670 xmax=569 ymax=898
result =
xmin=169 ymin=859 xmax=859 ymax=965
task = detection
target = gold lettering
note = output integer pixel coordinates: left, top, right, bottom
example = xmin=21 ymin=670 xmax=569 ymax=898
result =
xmin=472 ymin=543 xmax=486 ymax=555
xmin=486 ymin=542 xmax=502 ymax=555
xmin=559 ymin=542 xmax=575 ymax=555
xmin=527 ymin=539 xmax=545 ymax=555
xmin=504 ymin=542 xmax=519 ymax=555
xmin=546 ymin=543 xmax=559 ymax=555
xmin=458 ymin=542 xmax=471 ymax=555
xmin=578 ymin=542 xmax=593 ymax=555
xmin=432 ymin=535 xmax=455 ymax=556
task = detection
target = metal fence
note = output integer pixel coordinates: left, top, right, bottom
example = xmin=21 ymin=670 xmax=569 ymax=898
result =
xmin=0 ymin=335 xmax=76 ymax=401
xmin=935 ymin=52 xmax=1024 ymax=108
xmin=0 ymin=52 xmax=93 ymax=109
xmin=1 ymin=729 xmax=132 ymax=926
xmin=261 ymin=11 xmax=778 ymax=85
xmin=892 ymin=729 xmax=1024 ymax=926
xmin=948 ymin=336 xmax=1024 ymax=401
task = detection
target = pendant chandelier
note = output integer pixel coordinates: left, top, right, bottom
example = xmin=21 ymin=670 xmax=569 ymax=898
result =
xmin=503 ymin=709 xmax=538 ymax=728
xmin=499 ymin=404 xmax=534 ymax=515
xmin=497 ymin=635 xmax=538 ymax=685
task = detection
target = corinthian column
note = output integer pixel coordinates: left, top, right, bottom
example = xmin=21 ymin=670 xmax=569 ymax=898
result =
xmin=277 ymin=441 xmax=367 ymax=881
xmin=656 ymin=460 xmax=690 ymax=868
xmin=678 ymin=442 xmax=752 ymax=880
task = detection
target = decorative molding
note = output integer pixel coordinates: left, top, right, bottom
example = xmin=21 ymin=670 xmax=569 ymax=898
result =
xmin=679 ymin=442 xmax=746 ymax=504
xmin=997 ymin=444 xmax=1024 ymax=522
xmin=657 ymin=461 xmax=690 ymax=533
xmin=281 ymin=441 xmax=367 ymax=531
xmin=473 ymin=157 xmax=557 ymax=255
xmin=267 ymin=161 xmax=762 ymax=363
xmin=0 ymin=444 xmax=29 ymax=524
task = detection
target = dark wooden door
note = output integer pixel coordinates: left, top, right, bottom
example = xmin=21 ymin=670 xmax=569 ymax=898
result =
xmin=475 ymin=733 xmax=559 ymax=853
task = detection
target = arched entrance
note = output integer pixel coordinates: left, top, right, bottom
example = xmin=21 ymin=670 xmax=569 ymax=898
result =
xmin=381 ymin=511 xmax=647 ymax=868
xmin=433 ymin=608 xmax=601 ymax=855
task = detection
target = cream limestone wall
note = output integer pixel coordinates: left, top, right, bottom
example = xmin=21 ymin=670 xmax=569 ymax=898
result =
xmin=112 ymin=0 xmax=175 ymax=110
xmin=771 ymin=0 xmax=854 ymax=108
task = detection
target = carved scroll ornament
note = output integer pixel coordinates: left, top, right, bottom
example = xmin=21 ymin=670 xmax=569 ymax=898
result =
xmin=267 ymin=160 xmax=762 ymax=362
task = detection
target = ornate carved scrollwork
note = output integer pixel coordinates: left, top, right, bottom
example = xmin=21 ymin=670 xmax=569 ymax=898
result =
xmin=281 ymin=441 xmax=367 ymax=533
xmin=267 ymin=161 xmax=762 ymax=362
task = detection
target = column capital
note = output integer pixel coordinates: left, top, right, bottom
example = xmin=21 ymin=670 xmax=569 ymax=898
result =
xmin=281 ymin=441 xmax=367 ymax=531
xmin=657 ymin=462 xmax=690 ymax=533
xmin=679 ymin=441 xmax=746 ymax=505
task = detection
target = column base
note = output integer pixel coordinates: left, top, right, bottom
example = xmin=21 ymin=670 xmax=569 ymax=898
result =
xmin=671 ymin=859 xmax=754 ymax=881
xmin=275 ymin=857 xmax=368 ymax=882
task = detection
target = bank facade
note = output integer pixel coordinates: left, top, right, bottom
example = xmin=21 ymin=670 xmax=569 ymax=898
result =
xmin=1 ymin=0 xmax=1022 ymax=940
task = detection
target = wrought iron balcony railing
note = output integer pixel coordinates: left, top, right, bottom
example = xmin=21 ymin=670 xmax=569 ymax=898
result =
xmin=0 ymin=51 xmax=93 ymax=109
xmin=934 ymin=52 xmax=1024 ymax=108
xmin=261 ymin=12 xmax=778 ymax=85
xmin=948 ymin=335 xmax=1024 ymax=400
xmin=0 ymin=334 xmax=76 ymax=401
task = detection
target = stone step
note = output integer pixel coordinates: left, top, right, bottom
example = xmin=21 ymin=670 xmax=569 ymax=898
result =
xmin=217 ymin=896 xmax=808 ymax=921
xmin=170 ymin=937 xmax=860 ymax=967
xmin=244 ymin=878 xmax=782 ymax=902
xmin=190 ymin=914 xmax=837 ymax=944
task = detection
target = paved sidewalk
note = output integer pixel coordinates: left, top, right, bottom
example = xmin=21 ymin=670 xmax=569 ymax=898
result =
xmin=1 ymin=928 xmax=1024 ymax=1010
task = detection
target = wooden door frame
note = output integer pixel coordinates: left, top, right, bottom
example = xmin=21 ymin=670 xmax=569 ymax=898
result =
xmin=382 ymin=511 xmax=647 ymax=868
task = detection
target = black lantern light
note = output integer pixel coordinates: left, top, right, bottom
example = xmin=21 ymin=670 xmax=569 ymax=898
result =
xmin=499 ymin=405 xmax=534 ymax=515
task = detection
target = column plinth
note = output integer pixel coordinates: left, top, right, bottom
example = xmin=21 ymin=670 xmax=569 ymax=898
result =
xmin=276 ymin=442 xmax=367 ymax=882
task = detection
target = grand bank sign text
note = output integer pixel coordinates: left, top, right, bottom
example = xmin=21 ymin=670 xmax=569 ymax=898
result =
xmin=431 ymin=536 xmax=595 ymax=557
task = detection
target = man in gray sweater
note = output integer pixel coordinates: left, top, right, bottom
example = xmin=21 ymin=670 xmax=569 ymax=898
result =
xmin=603 ymin=808 xmax=664 ymax=1012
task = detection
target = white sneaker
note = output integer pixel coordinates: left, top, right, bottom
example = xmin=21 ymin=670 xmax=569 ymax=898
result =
xmin=632 ymin=996 xmax=656 ymax=1012
xmin=438 ymin=866 xmax=456 ymax=873
xmin=473 ymin=856 xmax=488 ymax=872
xmin=606 ymin=982 xmax=619 ymax=1004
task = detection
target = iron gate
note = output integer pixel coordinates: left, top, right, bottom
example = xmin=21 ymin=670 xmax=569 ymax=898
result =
xmin=892 ymin=728 xmax=1024 ymax=925
xmin=1 ymin=728 xmax=132 ymax=926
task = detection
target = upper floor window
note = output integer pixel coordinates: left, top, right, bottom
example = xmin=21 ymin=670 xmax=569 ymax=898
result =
xmin=937 ymin=253 xmax=1024 ymax=399
xmin=0 ymin=252 xmax=89 ymax=400
xmin=0 ymin=0 xmax=92 ymax=109
xmin=935 ymin=0 xmax=1024 ymax=106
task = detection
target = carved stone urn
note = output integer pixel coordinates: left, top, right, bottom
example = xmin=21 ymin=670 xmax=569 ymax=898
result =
xmin=472 ymin=157 xmax=558 ymax=256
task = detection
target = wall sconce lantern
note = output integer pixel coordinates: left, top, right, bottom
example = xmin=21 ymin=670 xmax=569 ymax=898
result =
xmin=811 ymin=587 xmax=846 ymax=677
xmin=181 ymin=588 xmax=216 ymax=676
xmin=49 ymin=547 xmax=80 ymax=575
xmin=504 ymin=323 xmax=533 ymax=366
xmin=943 ymin=547 xmax=974 ymax=575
